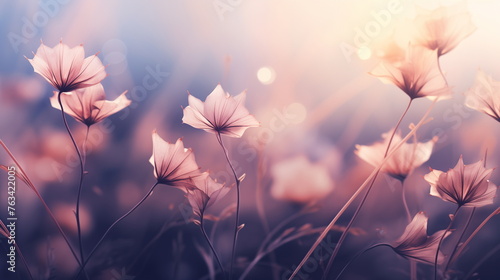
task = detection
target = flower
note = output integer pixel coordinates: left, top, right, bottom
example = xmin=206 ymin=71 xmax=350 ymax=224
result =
xmin=149 ymin=131 xmax=202 ymax=188
xmin=182 ymin=84 xmax=259 ymax=138
xmin=270 ymin=156 xmax=334 ymax=203
xmin=27 ymin=40 xmax=107 ymax=93
xmin=355 ymin=131 xmax=437 ymax=181
xmin=414 ymin=4 xmax=476 ymax=57
xmin=391 ymin=212 xmax=450 ymax=265
xmin=465 ymin=70 xmax=500 ymax=122
xmin=49 ymin=83 xmax=130 ymax=126
xmin=186 ymin=172 xmax=230 ymax=217
xmin=424 ymin=156 xmax=497 ymax=207
xmin=370 ymin=45 xmax=450 ymax=100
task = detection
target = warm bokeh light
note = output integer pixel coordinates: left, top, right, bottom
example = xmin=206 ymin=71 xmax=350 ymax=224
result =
xmin=257 ymin=66 xmax=276 ymax=85
xmin=2 ymin=1 xmax=500 ymax=279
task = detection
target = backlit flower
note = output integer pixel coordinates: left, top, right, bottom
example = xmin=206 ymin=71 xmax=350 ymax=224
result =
xmin=424 ymin=156 xmax=497 ymax=207
xmin=182 ymin=84 xmax=259 ymax=138
xmin=414 ymin=4 xmax=476 ymax=56
xmin=27 ymin=40 xmax=106 ymax=93
xmin=370 ymin=45 xmax=450 ymax=100
xmin=149 ymin=131 xmax=201 ymax=188
xmin=49 ymin=83 xmax=130 ymax=126
xmin=186 ymin=172 xmax=230 ymax=217
xmin=465 ymin=70 xmax=500 ymax=122
xmin=391 ymin=212 xmax=450 ymax=264
xmin=270 ymin=156 xmax=334 ymax=203
xmin=355 ymin=131 xmax=437 ymax=181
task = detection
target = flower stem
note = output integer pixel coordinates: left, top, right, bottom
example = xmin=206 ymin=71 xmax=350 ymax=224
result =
xmin=216 ymin=132 xmax=241 ymax=280
xmin=334 ymin=243 xmax=392 ymax=280
xmin=57 ymin=92 xmax=87 ymax=268
xmin=74 ymin=182 xmax=159 ymax=279
xmin=401 ymin=180 xmax=412 ymax=224
xmin=0 ymin=141 xmax=83 ymax=269
xmin=321 ymin=99 xmax=412 ymax=280
xmin=239 ymin=207 xmax=313 ymax=280
xmin=200 ymin=212 xmax=226 ymax=280
xmin=444 ymin=207 xmax=475 ymax=273
xmin=449 ymin=206 xmax=500 ymax=266
xmin=463 ymin=242 xmax=500 ymax=279
xmin=435 ymin=207 xmax=460 ymax=280
xmin=254 ymin=147 xmax=279 ymax=280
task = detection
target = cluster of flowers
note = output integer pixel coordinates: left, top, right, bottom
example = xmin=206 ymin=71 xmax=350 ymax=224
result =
xmin=290 ymin=3 xmax=500 ymax=280
xmin=2 ymin=2 xmax=500 ymax=280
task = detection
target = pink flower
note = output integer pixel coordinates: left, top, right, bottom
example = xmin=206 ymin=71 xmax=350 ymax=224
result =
xmin=182 ymin=84 xmax=259 ymax=138
xmin=186 ymin=172 xmax=230 ymax=217
xmin=49 ymin=83 xmax=130 ymax=126
xmin=355 ymin=131 xmax=437 ymax=181
xmin=27 ymin=40 xmax=107 ymax=93
xmin=149 ymin=131 xmax=202 ymax=188
xmin=370 ymin=45 xmax=450 ymax=100
xmin=270 ymin=156 xmax=334 ymax=204
xmin=391 ymin=212 xmax=450 ymax=265
xmin=414 ymin=4 xmax=476 ymax=56
xmin=424 ymin=156 xmax=497 ymax=207
xmin=465 ymin=70 xmax=500 ymax=122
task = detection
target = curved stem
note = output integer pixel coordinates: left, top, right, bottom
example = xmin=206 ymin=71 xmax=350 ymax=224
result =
xmin=384 ymin=100 xmax=413 ymax=157
xmin=240 ymin=207 xmax=315 ymax=279
xmin=334 ymin=243 xmax=392 ymax=280
xmin=444 ymin=207 xmax=475 ymax=273
xmin=15 ymin=242 xmax=34 ymax=280
xmin=57 ymin=92 xmax=86 ymax=267
xmin=288 ymin=98 xmax=437 ymax=280
xmin=254 ymin=147 xmax=279 ymax=280
xmin=200 ymin=212 xmax=226 ymax=280
xmin=449 ymin=207 xmax=499 ymax=266
xmin=435 ymin=207 xmax=460 ymax=280
xmin=401 ymin=180 xmax=412 ymax=223
xmin=215 ymin=133 xmax=241 ymax=280
xmin=74 ymin=182 xmax=159 ymax=279
xmin=463 ymin=242 xmax=500 ymax=279
xmin=0 ymin=141 xmax=82 ymax=268
xmin=322 ymin=99 xmax=412 ymax=280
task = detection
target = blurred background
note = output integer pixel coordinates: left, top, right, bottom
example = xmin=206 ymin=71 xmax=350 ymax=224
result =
xmin=1 ymin=0 xmax=500 ymax=279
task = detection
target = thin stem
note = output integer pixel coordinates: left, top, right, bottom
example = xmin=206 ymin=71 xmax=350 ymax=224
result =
xmin=240 ymin=207 xmax=316 ymax=279
xmin=450 ymin=207 xmax=500 ymax=266
xmin=130 ymin=218 xmax=185 ymax=270
xmin=444 ymin=207 xmax=475 ymax=273
xmin=254 ymin=147 xmax=279 ymax=280
xmin=0 ymin=141 xmax=82 ymax=268
xmin=322 ymin=99 xmax=413 ymax=280
xmin=435 ymin=207 xmax=460 ymax=280
xmin=401 ymin=180 xmax=412 ymax=223
xmin=288 ymin=97 xmax=436 ymax=280
xmin=74 ymin=182 xmax=159 ymax=279
xmin=15 ymin=242 xmax=34 ymax=280
xmin=384 ymin=100 xmax=413 ymax=157
xmin=215 ymin=132 xmax=241 ymax=280
xmin=334 ymin=243 xmax=392 ymax=280
xmin=200 ymin=212 xmax=226 ymax=280
xmin=463 ymin=242 xmax=500 ymax=279
xmin=410 ymin=260 xmax=417 ymax=280
xmin=57 ymin=92 xmax=86 ymax=267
